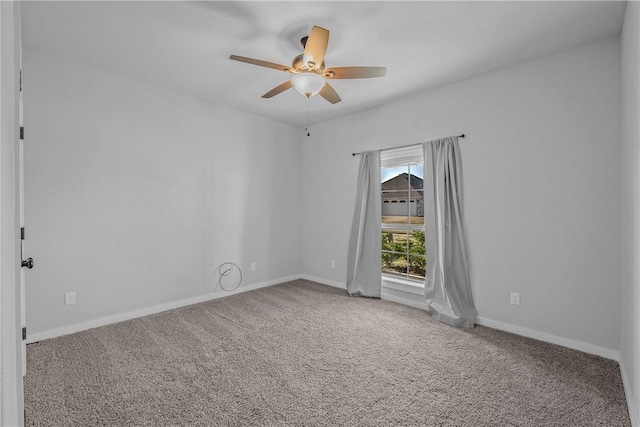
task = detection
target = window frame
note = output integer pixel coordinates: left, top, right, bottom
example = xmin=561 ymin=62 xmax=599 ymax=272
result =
xmin=380 ymin=146 xmax=426 ymax=286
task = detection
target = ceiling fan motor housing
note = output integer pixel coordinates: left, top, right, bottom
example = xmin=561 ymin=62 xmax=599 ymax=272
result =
xmin=292 ymin=54 xmax=325 ymax=73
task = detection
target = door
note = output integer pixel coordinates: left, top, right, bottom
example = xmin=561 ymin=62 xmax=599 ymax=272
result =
xmin=19 ymin=67 xmax=26 ymax=376
xmin=19 ymin=65 xmax=32 ymax=377
xmin=19 ymin=131 xmax=27 ymax=376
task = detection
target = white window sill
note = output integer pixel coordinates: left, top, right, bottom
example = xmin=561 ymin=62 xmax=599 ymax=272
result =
xmin=381 ymin=274 xmax=424 ymax=295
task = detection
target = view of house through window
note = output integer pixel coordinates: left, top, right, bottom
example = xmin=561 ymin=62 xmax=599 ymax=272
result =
xmin=381 ymin=145 xmax=426 ymax=281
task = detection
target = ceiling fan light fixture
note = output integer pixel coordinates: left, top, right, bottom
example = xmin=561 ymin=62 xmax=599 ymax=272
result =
xmin=230 ymin=25 xmax=386 ymax=105
xmin=291 ymin=73 xmax=326 ymax=98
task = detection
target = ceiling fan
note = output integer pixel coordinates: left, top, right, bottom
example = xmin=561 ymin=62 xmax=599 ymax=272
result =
xmin=229 ymin=26 xmax=386 ymax=104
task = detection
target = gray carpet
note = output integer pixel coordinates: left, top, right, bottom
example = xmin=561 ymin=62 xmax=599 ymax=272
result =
xmin=24 ymin=280 xmax=630 ymax=426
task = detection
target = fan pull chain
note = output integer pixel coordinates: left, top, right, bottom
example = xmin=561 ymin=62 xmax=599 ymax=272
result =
xmin=305 ymin=97 xmax=311 ymax=137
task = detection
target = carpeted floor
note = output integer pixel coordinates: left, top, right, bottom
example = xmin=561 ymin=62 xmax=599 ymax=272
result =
xmin=24 ymin=279 xmax=630 ymax=426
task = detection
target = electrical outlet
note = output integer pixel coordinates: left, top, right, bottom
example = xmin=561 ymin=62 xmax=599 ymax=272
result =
xmin=65 ymin=292 xmax=76 ymax=306
xmin=331 ymin=260 xmax=336 ymax=269
xmin=510 ymin=292 xmax=520 ymax=306
xmin=251 ymin=262 xmax=256 ymax=271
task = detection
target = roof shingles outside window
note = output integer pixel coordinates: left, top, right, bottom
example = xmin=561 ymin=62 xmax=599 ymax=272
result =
xmin=381 ymin=173 xmax=423 ymax=202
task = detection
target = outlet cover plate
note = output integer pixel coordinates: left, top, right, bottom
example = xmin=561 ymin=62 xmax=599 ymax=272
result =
xmin=65 ymin=292 xmax=76 ymax=306
xmin=510 ymin=292 xmax=520 ymax=306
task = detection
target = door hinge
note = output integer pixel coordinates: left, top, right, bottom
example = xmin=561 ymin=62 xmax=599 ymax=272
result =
xmin=22 ymin=327 xmax=26 ymax=341
xmin=20 ymin=127 xmax=24 ymax=140
xmin=20 ymin=227 xmax=25 ymax=240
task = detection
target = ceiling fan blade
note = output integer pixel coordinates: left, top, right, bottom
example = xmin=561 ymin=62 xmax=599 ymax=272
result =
xmin=324 ymin=67 xmax=387 ymax=79
xmin=262 ymin=80 xmax=293 ymax=98
xmin=319 ymin=82 xmax=341 ymax=104
xmin=229 ymin=55 xmax=292 ymax=73
xmin=303 ymin=26 xmax=329 ymax=70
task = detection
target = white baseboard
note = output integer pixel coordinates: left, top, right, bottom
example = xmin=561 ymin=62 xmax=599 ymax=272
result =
xmin=301 ymin=275 xmax=428 ymax=310
xmin=381 ymin=291 xmax=429 ymax=310
xmin=300 ymin=275 xmax=619 ymax=361
xmin=30 ymin=273 xmax=621 ymax=365
xmin=619 ymin=355 xmax=639 ymax=426
xmin=380 ymin=281 xmax=620 ymax=362
xmin=299 ymin=274 xmax=346 ymax=290
xmin=475 ymin=316 xmax=619 ymax=361
xmin=27 ymin=275 xmax=301 ymax=344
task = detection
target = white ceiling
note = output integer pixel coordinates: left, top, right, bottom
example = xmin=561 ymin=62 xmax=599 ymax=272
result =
xmin=21 ymin=1 xmax=626 ymax=127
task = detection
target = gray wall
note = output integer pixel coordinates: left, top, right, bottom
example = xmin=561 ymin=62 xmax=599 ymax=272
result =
xmin=301 ymin=38 xmax=622 ymax=353
xmin=620 ymin=2 xmax=640 ymax=425
xmin=23 ymin=48 xmax=301 ymax=336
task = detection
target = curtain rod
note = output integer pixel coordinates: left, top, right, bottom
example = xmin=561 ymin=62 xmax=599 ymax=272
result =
xmin=351 ymin=134 xmax=465 ymax=156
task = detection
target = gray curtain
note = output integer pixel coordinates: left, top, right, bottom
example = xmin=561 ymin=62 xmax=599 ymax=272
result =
xmin=423 ymin=137 xmax=477 ymax=327
xmin=346 ymin=151 xmax=381 ymax=298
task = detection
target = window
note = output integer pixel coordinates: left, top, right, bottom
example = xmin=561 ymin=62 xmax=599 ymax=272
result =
xmin=381 ymin=145 xmax=426 ymax=281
